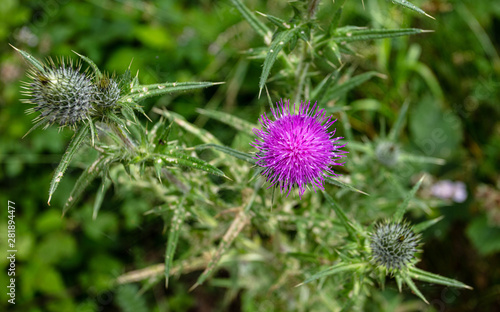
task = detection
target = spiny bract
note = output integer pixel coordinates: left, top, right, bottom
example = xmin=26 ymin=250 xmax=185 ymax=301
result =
xmin=370 ymin=221 xmax=421 ymax=271
xmin=94 ymin=74 xmax=121 ymax=108
xmin=23 ymin=59 xmax=95 ymax=128
xmin=251 ymin=99 xmax=347 ymax=198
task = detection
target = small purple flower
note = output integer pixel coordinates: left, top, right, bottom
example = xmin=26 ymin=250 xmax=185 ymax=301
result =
xmin=251 ymin=99 xmax=347 ymax=198
xmin=431 ymin=180 xmax=467 ymax=203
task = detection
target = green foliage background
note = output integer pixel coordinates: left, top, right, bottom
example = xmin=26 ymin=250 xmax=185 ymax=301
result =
xmin=0 ymin=0 xmax=499 ymax=311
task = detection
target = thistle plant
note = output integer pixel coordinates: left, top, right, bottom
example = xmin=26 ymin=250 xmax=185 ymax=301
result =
xmin=12 ymin=0 xmax=474 ymax=310
xmin=297 ymin=178 xmax=471 ymax=305
xmin=12 ymin=45 xmax=224 ymax=207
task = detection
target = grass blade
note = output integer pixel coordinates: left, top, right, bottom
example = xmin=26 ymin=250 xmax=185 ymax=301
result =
xmin=388 ymin=100 xmax=410 ymax=142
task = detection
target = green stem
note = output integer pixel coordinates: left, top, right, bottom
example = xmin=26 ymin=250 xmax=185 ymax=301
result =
xmin=293 ymin=42 xmax=310 ymax=104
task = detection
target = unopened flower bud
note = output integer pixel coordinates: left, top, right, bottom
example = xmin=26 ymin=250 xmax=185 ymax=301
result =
xmin=23 ymin=59 xmax=95 ymax=128
xmin=370 ymin=221 xmax=421 ymax=271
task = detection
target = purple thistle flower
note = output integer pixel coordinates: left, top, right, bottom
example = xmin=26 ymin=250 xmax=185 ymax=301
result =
xmin=251 ymin=99 xmax=347 ymax=198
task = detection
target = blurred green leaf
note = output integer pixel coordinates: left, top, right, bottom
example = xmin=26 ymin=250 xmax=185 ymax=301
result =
xmin=324 ymin=71 xmax=381 ymax=102
xmin=115 ymin=284 xmax=148 ymax=312
xmin=229 ymin=0 xmax=271 ymax=40
xmin=466 ymin=214 xmax=500 ymax=256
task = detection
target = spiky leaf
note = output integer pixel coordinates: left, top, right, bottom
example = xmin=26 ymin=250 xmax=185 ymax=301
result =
xmin=73 ymin=51 xmax=102 ymax=77
xmin=259 ymin=27 xmax=301 ymax=93
xmin=128 ymin=81 xmax=224 ymax=102
xmin=408 ymin=267 xmax=472 ymax=289
xmin=165 ymin=197 xmax=186 ymax=288
xmin=11 ymin=45 xmax=45 ymax=73
xmin=296 ymin=262 xmax=366 ymax=286
xmin=158 ymin=152 xmax=226 ymax=177
xmin=401 ymin=273 xmax=429 ymax=304
xmin=334 ymin=28 xmax=425 ymax=43
xmin=48 ymin=124 xmax=90 ymax=205
xmin=63 ymin=156 xmax=111 ymax=216
xmin=324 ymin=175 xmax=368 ymax=195
xmin=390 ymin=0 xmax=434 ymax=19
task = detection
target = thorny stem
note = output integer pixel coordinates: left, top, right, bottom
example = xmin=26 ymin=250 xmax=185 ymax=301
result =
xmin=293 ymin=41 xmax=310 ymax=104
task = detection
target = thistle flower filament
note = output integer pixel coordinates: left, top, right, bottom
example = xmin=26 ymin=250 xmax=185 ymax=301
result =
xmin=251 ymin=99 xmax=347 ymax=198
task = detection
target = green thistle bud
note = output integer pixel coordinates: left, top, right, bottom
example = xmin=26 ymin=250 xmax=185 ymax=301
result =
xmin=23 ymin=59 xmax=95 ymax=128
xmin=375 ymin=140 xmax=400 ymax=167
xmin=369 ymin=221 xmax=421 ymax=271
xmin=94 ymin=74 xmax=121 ymax=108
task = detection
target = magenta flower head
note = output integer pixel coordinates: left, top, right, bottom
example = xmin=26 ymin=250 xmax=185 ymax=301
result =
xmin=251 ymin=99 xmax=347 ymax=198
